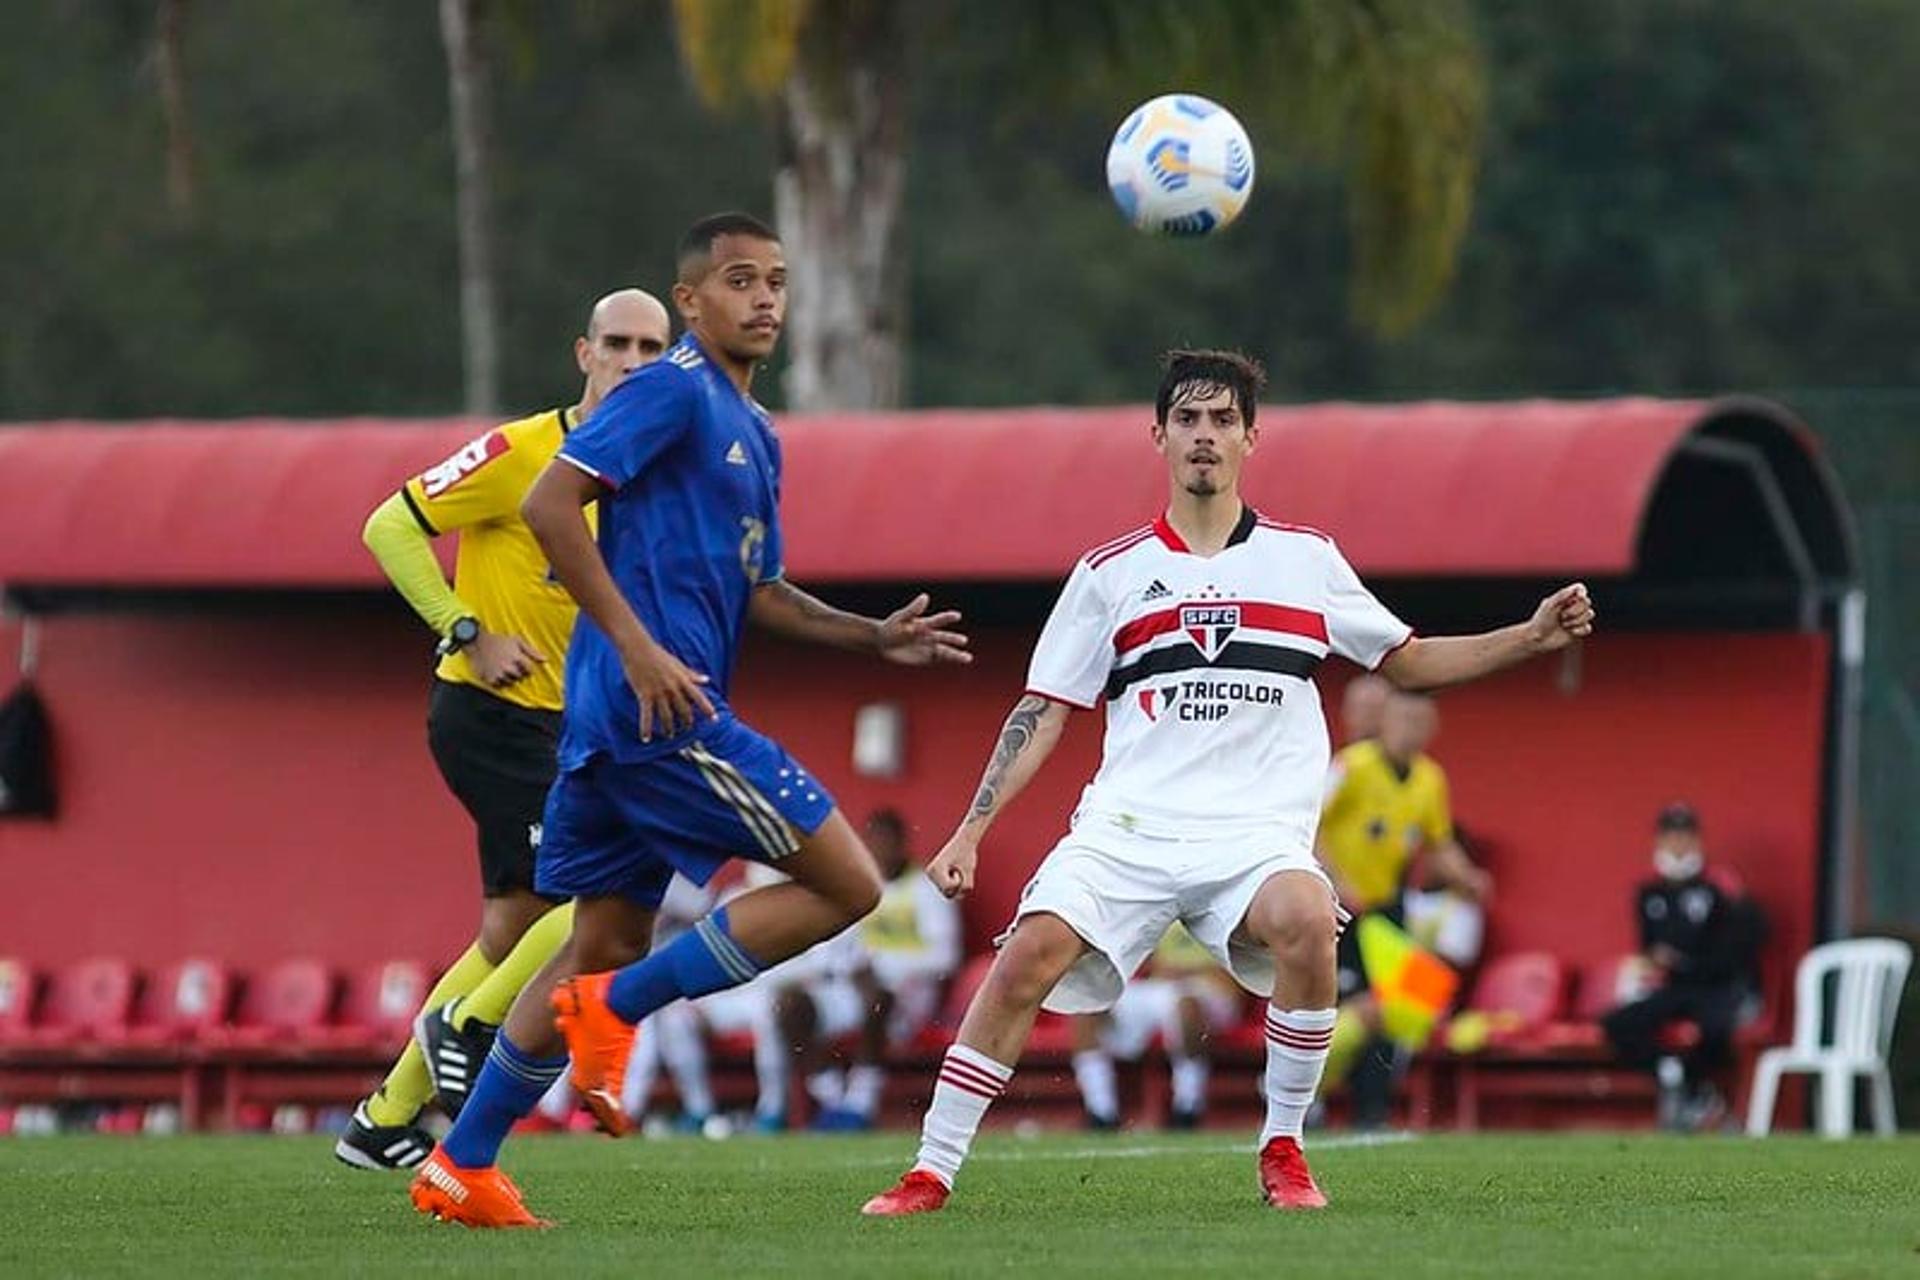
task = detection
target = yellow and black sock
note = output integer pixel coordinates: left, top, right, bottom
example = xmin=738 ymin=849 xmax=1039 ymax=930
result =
xmin=362 ymin=943 xmax=496 ymax=1128
xmin=453 ymin=901 xmax=574 ymax=1030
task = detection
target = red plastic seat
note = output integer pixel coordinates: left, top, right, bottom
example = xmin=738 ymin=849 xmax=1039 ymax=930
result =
xmin=123 ymin=959 xmax=232 ymax=1045
xmin=217 ymin=960 xmax=336 ymax=1050
xmin=325 ymin=961 xmax=427 ymax=1047
xmin=29 ymin=958 xmax=136 ymax=1046
xmin=0 ymin=958 xmax=39 ymax=1045
xmin=936 ymin=954 xmax=996 ymax=1031
xmin=1464 ymin=952 xmax=1567 ymax=1042
xmin=1573 ymin=954 xmax=1647 ymax=1022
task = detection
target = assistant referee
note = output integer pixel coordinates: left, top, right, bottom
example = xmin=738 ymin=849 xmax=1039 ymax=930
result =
xmin=335 ymin=289 xmax=671 ymax=1170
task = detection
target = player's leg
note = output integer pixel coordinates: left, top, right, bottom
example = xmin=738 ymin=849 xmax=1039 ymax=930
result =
xmin=774 ymin=980 xmax=839 ymax=1117
xmin=410 ymin=893 xmax=654 ymax=1227
xmin=863 ymin=912 xmax=1089 ymax=1215
xmin=1070 ymin=1010 xmax=1122 ymax=1130
xmin=1166 ymin=983 xmax=1225 ymax=1128
xmin=1234 ymin=869 xmax=1340 ymax=1210
xmin=836 ymin=977 xmax=895 ymax=1128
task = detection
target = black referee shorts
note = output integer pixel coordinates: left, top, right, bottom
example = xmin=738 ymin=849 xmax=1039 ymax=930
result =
xmin=427 ymin=678 xmax=563 ymax=900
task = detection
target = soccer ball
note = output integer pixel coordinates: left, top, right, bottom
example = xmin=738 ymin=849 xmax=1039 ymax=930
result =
xmin=1105 ymin=93 xmax=1256 ymax=236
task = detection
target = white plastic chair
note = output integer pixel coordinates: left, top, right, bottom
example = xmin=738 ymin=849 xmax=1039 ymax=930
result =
xmin=1745 ymin=937 xmax=1912 ymax=1138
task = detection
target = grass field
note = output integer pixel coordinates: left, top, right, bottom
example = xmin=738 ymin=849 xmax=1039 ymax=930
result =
xmin=2 ymin=1131 xmax=1916 ymax=1278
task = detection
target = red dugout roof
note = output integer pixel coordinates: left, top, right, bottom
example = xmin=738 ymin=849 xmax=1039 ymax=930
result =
xmin=0 ymin=398 xmax=1843 ymax=588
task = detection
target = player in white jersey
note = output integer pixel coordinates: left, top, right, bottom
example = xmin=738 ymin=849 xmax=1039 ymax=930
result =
xmin=862 ymin=349 xmax=1595 ymax=1216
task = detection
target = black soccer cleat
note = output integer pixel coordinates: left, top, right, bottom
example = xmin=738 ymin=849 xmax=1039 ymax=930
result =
xmin=416 ymin=998 xmax=498 ymax=1119
xmin=332 ymin=1102 xmax=433 ymax=1171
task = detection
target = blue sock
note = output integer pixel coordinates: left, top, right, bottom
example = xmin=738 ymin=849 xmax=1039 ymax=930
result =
xmin=439 ymin=1031 xmax=566 ymax=1169
xmin=605 ymin=907 xmax=764 ymax=1024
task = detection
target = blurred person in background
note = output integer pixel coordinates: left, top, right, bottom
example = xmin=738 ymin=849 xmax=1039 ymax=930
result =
xmin=776 ymin=808 xmax=962 ymax=1130
xmin=1071 ymin=921 xmax=1244 ymax=1130
xmin=1339 ymin=673 xmax=1391 ymax=748
xmin=1316 ymin=690 xmax=1488 ymax=1128
xmin=1602 ymin=804 xmax=1765 ymax=1132
xmin=335 ymin=289 xmax=671 ymax=1171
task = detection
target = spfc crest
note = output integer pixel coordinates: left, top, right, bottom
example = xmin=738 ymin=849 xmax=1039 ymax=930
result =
xmin=1180 ymin=604 xmax=1240 ymax=661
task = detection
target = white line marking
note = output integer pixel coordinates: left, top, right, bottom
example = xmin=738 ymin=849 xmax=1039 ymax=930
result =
xmin=843 ymin=1130 xmax=1416 ymax=1168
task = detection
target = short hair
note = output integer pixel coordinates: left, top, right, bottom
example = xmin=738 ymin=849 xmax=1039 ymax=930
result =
xmin=1156 ymin=348 xmax=1268 ymax=429
xmin=677 ymin=212 xmax=779 ymax=284
xmin=865 ymin=807 xmax=908 ymax=842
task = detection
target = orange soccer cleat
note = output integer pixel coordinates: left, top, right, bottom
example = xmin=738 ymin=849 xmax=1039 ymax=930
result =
xmin=860 ymin=1169 xmax=951 ymax=1217
xmin=549 ymin=972 xmax=636 ymax=1137
xmin=1257 ymin=1136 xmax=1328 ymax=1210
xmin=409 ymin=1146 xmax=551 ymax=1229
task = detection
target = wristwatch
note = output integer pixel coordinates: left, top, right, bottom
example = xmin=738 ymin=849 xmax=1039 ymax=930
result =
xmin=437 ymin=616 xmax=481 ymax=657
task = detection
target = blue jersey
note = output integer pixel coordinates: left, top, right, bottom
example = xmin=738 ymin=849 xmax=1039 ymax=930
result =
xmin=553 ymin=335 xmax=785 ymax=767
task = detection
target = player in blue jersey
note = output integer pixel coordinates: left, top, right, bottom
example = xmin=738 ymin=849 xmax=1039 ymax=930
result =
xmin=408 ymin=212 xmax=971 ymax=1228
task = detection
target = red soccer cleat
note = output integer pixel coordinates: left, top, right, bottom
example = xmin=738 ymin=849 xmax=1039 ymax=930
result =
xmin=860 ymin=1169 xmax=951 ymax=1217
xmin=550 ymin=972 xmax=635 ymax=1137
xmin=1258 ymin=1136 xmax=1328 ymax=1210
xmin=408 ymin=1146 xmax=551 ymax=1229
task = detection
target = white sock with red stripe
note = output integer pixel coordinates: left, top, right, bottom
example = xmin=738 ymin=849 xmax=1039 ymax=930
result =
xmin=910 ymin=1044 xmax=1013 ymax=1188
xmin=1260 ymin=1006 xmax=1335 ymax=1145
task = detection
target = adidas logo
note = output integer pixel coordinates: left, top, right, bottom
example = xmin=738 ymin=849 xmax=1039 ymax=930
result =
xmin=1142 ymin=579 xmax=1172 ymax=602
xmin=725 ymin=441 xmax=748 ymax=466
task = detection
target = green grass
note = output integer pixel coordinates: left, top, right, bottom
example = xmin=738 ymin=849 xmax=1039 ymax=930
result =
xmin=2 ymin=1132 xmax=1916 ymax=1278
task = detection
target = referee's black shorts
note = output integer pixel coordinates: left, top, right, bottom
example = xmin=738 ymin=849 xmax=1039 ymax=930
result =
xmin=427 ymin=678 xmax=562 ymax=899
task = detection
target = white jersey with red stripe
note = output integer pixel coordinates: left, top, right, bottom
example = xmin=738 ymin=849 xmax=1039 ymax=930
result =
xmin=1026 ymin=506 xmax=1411 ymax=844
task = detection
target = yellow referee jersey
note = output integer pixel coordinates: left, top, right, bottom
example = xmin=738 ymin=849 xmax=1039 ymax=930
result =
xmin=400 ymin=407 xmax=593 ymax=712
xmin=1318 ymin=740 xmax=1453 ymax=912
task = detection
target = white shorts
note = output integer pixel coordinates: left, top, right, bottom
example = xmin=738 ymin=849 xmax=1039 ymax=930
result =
xmin=805 ymin=975 xmax=941 ymax=1043
xmin=1005 ymin=820 xmax=1335 ymax=1014
xmin=1101 ymin=977 xmax=1242 ymax=1059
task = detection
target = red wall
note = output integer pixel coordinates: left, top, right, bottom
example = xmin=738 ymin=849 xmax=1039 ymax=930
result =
xmin=0 ymin=614 xmax=1827 ymax=996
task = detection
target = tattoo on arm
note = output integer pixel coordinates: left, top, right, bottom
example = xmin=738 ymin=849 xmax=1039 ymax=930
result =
xmin=968 ymin=695 xmax=1049 ymax=821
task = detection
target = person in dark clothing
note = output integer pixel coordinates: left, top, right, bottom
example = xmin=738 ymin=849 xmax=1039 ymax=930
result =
xmin=1602 ymin=803 xmax=1763 ymax=1131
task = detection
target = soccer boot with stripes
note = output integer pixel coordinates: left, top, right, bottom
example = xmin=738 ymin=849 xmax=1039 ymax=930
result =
xmin=414 ymin=997 xmax=497 ymax=1120
xmin=409 ymin=1145 xmax=551 ymax=1229
xmin=860 ymin=1169 xmax=951 ymax=1217
xmin=550 ymin=972 xmax=636 ymax=1137
xmin=333 ymin=1102 xmax=433 ymax=1171
xmin=1258 ymin=1136 xmax=1328 ymax=1210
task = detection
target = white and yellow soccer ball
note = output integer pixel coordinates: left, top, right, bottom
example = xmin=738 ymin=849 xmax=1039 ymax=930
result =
xmin=1105 ymin=93 xmax=1256 ymax=237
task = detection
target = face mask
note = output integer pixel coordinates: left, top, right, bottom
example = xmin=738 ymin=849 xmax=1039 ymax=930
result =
xmin=1654 ymin=848 xmax=1703 ymax=882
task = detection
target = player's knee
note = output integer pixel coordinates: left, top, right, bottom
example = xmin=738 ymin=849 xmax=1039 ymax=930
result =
xmin=1252 ymin=898 xmax=1337 ymax=972
xmin=987 ymin=925 xmax=1079 ymax=1010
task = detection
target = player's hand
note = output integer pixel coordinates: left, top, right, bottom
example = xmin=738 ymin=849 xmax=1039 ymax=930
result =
xmin=621 ymin=639 xmax=716 ymax=741
xmin=466 ymin=631 xmax=546 ymax=688
xmin=1526 ymin=582 xmax=1596 ymax=653
xmin=925 ymin=833 xmax=979 ymax=900
xmin=877 ymin=593 xmax=972 ymax=667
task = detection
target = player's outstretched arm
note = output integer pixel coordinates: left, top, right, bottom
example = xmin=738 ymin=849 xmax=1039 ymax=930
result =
xmin=522 ymin=460 xmax=714 ymax=738
xmin=925 ymin=694 xmax=1074 ymax=899
xmin=749 ymin=581 xmax=971 ymax=665
xmin=1378 ymin=583 xmax=1596 ymax=692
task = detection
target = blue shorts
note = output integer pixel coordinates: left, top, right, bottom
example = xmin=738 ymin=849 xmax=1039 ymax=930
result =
xmin=534 ymin=715 xmax=836 ymax=908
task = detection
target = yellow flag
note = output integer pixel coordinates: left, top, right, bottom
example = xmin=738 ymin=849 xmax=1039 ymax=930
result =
xmin=1357 ymin=914 xmax=1459 ymax=1049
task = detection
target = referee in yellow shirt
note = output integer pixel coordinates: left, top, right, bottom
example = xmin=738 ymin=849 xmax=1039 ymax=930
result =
xmin=336 ymin=289 xmax=671 ymax=1170
xmin=1315 ymin=689 xmax=1487 ymax=1127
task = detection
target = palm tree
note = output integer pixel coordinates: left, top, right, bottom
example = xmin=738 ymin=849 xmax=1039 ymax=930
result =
xmin=673 ymin=0 xmax=1485 ymax=410
xmin=675 ymin=0 xmax=906 ymax=411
